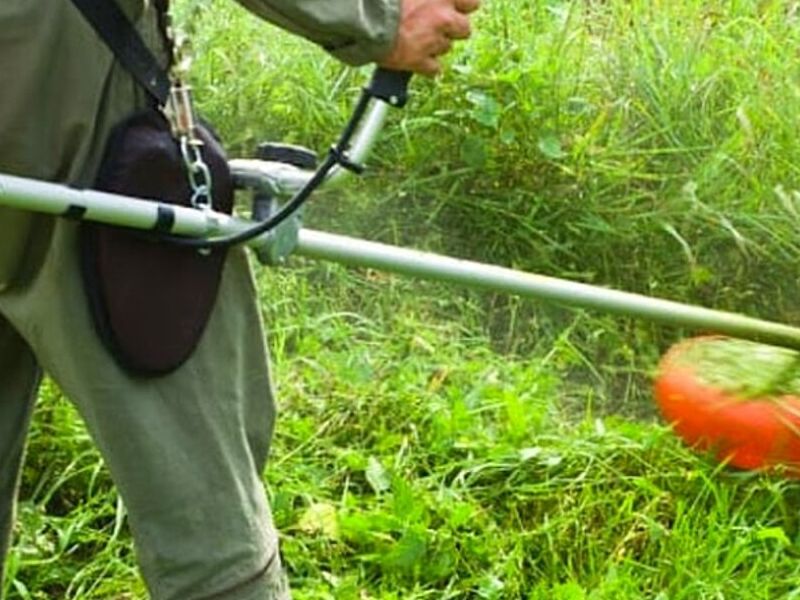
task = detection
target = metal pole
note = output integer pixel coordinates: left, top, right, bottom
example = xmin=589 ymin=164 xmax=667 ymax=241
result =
xmin=296 ymin=228 xmax=800 ymax=351
xmin=0 ymin=172 xmax=260 ymax=239
xmin=3 ymin=172 xmax=800 ymax=350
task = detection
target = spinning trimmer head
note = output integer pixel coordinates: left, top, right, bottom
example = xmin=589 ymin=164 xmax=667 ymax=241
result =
xmin=655 ymin=336 xmax=800 ymax=476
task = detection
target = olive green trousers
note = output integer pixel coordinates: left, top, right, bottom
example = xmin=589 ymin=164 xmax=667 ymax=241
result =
xmin=0 ymin=233 xmax=289 ymax=600
xmin=0 ymin=1 xmax=288 ymax=598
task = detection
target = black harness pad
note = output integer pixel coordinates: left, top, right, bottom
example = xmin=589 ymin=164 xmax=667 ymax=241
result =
xmin=81 ymin=110 xmax=233 ymax=376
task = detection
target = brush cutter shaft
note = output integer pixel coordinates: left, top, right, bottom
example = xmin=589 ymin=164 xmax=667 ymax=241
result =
xmin=2 ymin=169 xmax=799 ymax=349
xmin=296 ymin=229 xmax=800 ymax=351
xmin=0 ymin=173 xmax=244 ymax=236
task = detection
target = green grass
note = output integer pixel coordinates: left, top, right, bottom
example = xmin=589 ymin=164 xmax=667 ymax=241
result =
xmin=8 ymin=0 xmax=800 ymax=598
xmin=10 ymin=268 xmax=800 ymax=599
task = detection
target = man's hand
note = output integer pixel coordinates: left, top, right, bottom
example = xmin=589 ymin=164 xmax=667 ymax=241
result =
xmin=379 ymin=0 xmax=481 ymax=77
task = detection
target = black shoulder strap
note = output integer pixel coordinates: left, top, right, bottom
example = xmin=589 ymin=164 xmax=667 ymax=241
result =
xmin=69 ymin=0 xmax=171 ymax=106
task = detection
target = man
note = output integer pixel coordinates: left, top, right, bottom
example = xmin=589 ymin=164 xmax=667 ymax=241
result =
xmin=0 ymin=0 xmax=479 ymax=598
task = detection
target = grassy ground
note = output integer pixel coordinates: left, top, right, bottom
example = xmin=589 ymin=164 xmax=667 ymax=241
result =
xmin=7 ymin=0 xmax=800 ymax=598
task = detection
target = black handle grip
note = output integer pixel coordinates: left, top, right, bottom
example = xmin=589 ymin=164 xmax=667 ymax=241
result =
xmin=365 ymin=68 xmax=413 ymax=108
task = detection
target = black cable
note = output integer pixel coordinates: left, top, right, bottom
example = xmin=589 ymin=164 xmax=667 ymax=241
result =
xmin=159 ymin=90 xmax=373 ymax=250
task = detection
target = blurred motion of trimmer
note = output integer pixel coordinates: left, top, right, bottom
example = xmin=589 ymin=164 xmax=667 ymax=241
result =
xmin=1 ymin=68 xmax=800 ymax=351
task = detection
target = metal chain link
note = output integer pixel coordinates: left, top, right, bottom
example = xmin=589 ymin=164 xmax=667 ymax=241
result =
xmin=158 ymin=1 xmax=213 ymax=210
xmin=169 ymin=82 xmax=213 ymax=209
xmin=180 ymin=132 xmax=212 ymax=209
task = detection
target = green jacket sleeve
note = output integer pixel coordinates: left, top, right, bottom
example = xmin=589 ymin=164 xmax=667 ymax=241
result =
xmin=233 ymin=0 xmax=400 ymax=66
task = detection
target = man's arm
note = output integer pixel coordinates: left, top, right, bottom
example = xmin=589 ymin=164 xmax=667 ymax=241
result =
xmin=233 ymin=0 xmax=480 ymax=74
xmin=233 ymin=0 xmax=401 ymax=66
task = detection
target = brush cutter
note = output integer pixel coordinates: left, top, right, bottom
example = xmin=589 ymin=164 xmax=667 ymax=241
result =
xmin=1 ymin=68 xmax=799 ymax=473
